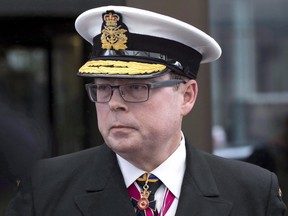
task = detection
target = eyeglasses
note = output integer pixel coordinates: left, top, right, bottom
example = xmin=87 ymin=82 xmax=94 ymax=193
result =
xmin=85 ymin=79 xmax=186 ymax=103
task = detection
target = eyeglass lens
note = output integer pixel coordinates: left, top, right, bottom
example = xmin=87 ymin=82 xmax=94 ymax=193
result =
xmin=89 ymin=84 xmax=149 ymax=103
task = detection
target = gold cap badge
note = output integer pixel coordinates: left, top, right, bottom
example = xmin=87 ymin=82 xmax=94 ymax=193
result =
xmin=101 ymin=11 xmax=128 ymax=50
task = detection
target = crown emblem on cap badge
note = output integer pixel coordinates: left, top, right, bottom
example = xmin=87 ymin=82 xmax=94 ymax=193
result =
xmin=101 ymin=11 xmax=128 ymax=50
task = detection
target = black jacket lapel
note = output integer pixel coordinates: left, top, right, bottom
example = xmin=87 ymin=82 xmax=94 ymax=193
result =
xmin=74 ymin=145 xmax=135 ymax=216
xmin=175 ymin=141 xmax=232 ymax=216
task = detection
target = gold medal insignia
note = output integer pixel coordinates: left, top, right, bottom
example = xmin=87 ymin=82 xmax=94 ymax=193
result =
xmin=137 ymin=190 xmax=150 ymax=210
xmin=101 ymin=11 xmax=128 ymax=50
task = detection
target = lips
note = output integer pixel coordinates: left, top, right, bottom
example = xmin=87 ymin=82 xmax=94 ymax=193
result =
xmin=110 ymin=124 xmax=135 ymax=131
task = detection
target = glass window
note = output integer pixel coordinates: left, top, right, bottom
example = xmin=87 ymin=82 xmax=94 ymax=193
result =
xmin=209 ymin=0 xmax=288 ymax=153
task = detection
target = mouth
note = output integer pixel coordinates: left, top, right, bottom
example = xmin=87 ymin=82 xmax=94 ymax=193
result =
xmin=110 ymin=124 xmax=135 ymax=131
xmin=109 ymin=125 xmax=136 ymax=137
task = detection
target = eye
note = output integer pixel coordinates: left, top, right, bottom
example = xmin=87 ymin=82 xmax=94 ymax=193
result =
xmin=97 ymin=84 xmax=110 ymax=92
xmin=128 ymin=84 xmax=147 ymax=91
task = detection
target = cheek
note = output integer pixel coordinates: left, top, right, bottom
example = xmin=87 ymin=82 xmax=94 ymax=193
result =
xmin=142 ymin=99 xmax=181 ymax=131
xmin=95 ymin=105 xmax=108 ymax=133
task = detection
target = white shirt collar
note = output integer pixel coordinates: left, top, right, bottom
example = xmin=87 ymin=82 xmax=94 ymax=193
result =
xmin=116 ymin=133 xmax=186 ymax=199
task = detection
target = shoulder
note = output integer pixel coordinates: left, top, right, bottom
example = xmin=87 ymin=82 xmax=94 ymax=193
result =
xmin=200 ymin=150 xmax=274 ymax=187
xmin=30 ymin=144 xmax=113 ymax=189
xmin=186 ymin=141 xmax=273 ymax=185
xmin=203 ymin=150 xmax=269 ymax=175
xmin=186 ymin=141 xmax=278 ymax=198
xmin=34 ymin=144 xmax=111 ymax=172
xmin=204 ymin=151 xmax=286 ymax=215
xmin=37 ymin=144 xmax=108 ymax=167
xmin=6 ymin=144 xmax=116 ymax=215
xmin=200 ymin=151 xmax=285 ymax=207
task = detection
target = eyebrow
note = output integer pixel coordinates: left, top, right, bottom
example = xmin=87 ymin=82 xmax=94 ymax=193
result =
xmin=94 ymin=77 xmax=162 ymax=84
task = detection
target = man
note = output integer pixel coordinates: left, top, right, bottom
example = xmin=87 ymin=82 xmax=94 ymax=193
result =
xmin=5 ymin=5 xmax=286 ymax=216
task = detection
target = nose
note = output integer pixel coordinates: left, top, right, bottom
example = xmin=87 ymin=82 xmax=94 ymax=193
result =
xmin=108 ymin=87 xmax=128 ymax=111
xmin=110 ymin=86 xmax=125 ymax=99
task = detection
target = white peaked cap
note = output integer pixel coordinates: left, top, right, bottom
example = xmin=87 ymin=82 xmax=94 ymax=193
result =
xmin=75 ymin=5 xmax=221 ymax=79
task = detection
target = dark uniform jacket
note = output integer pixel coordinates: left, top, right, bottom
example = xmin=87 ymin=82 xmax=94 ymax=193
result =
xmin=5 ymin=141 xmax=287 ymax=216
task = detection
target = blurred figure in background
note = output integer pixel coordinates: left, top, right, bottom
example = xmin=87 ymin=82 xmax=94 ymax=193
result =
xmin=247 ymin=115 xmax=288 ymax=214
xmin=0 ymin=100 xmax=48 ymax=215
xmin=212 ymin=125 xmax=228 ymax=150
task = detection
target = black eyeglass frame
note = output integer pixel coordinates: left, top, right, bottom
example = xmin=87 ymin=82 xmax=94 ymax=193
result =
xmin=85 ymin=79 xmax=186 ymax=103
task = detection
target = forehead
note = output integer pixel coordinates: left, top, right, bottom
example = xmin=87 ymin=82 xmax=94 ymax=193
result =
xmin=94 ymin=73 xmax=170 ymax=84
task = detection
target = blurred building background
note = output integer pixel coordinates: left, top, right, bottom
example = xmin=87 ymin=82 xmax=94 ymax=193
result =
xmin=0 ymin=0 xmax=287 ymax=213
xmin=210 ymin=0 xmax=288 ymax=151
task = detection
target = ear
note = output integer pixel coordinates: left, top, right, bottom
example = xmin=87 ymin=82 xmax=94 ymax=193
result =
xmin=181 ymin=80 xmax=198 ymax=116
